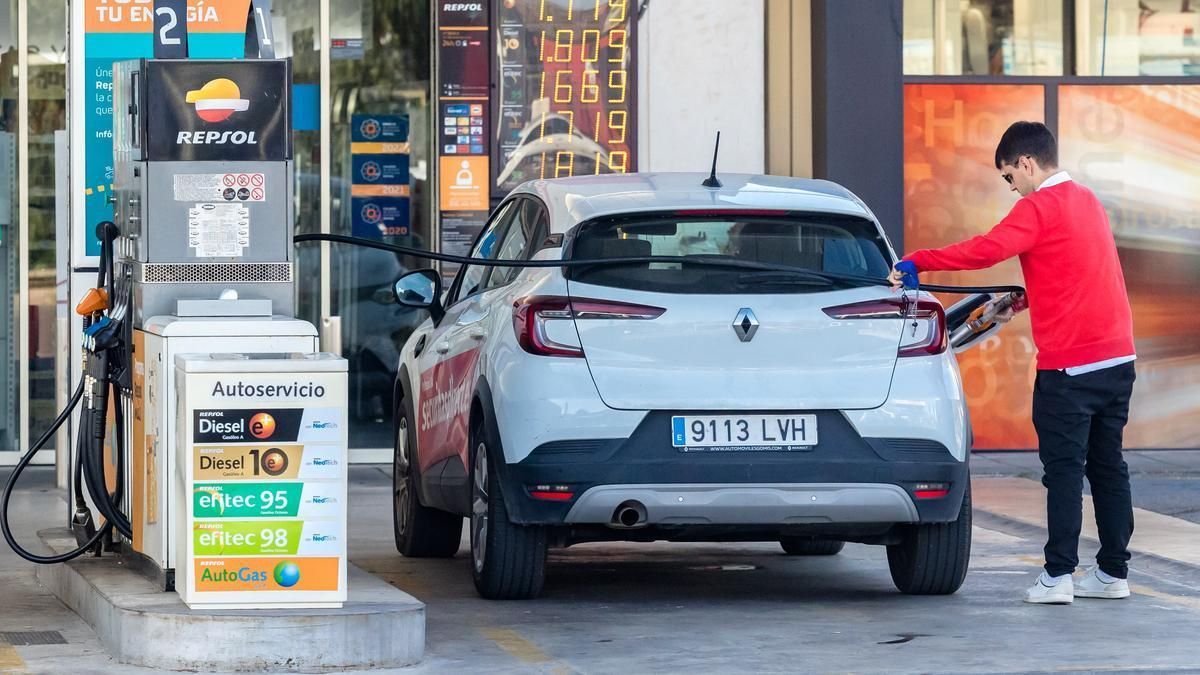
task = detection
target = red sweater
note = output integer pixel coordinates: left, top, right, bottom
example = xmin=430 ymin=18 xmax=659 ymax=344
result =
xmin=904 ymin=179 xmax=1135 ymax=371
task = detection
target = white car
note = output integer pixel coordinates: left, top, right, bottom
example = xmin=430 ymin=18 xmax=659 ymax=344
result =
xmin=390 ymin=172 xmax=995 ymax=600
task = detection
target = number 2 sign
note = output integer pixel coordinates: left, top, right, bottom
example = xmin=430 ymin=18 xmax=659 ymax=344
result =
xmin=152 ymin=0 xmax=189 ymax=58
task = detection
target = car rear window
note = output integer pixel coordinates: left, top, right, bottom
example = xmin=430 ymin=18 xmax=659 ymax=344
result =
xmin=567 ymin=212 xmax=894 ymax=294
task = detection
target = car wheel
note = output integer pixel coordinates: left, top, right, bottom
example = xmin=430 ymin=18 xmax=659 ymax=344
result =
xmin=393 ymin=400 xmax=462 ymax=558
xmin=470 ymin=418 xmax=547 ymax=600
xmin=887 ymin=483 xmax=972 ymax=595
xmin=779 ymin=537 xmax=845 ymax=556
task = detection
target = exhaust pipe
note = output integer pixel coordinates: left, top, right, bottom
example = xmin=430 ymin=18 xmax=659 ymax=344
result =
xmin=612 ymin=500 xmax=648 ymax=528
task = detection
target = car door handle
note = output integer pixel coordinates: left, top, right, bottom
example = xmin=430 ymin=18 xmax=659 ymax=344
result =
xmin=413 ymin=334 xmax=427 ymax=357
xmin=469 ymin=328 xmax=486 ymax=340
xmin=434 ymin=341 xmax=450 ymax=355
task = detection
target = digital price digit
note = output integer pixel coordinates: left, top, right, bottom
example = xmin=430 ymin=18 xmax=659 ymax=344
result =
xmin=498 ymin=0 xmax=636 ymax=188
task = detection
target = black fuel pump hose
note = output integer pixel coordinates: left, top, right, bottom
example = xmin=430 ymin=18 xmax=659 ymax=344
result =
xmin=1 ymin=220 xmax=132 ymax=564
xmin=295 ymin=232 xmax=1025 ymax=296
xmin=0 ymin=383 xmax=117 ymax=564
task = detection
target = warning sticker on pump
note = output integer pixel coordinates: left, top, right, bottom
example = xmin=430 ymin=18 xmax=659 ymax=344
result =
xmin=174 ymin=173 xmax=267 ymax=202
xmin=188 ymin=203 xmax=250 ymax=258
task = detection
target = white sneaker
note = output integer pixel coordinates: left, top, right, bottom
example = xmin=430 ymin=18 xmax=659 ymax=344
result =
xmin=1024 ymin=573 xmax=1074 ymax=604
xmin=1074 ymin=567 xmax=1131 ymax=599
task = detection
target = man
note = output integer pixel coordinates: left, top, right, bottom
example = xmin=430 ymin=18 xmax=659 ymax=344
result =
xmin=890 ymin=121 xmax=1137 ymax=605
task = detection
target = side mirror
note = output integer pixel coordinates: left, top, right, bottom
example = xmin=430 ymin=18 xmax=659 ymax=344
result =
xmin=393 ymin=269 xmax=445 ymax=323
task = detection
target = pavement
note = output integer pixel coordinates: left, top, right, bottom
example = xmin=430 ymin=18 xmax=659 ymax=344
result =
xmin=2 ymin=451 xmax=1200 ymax=674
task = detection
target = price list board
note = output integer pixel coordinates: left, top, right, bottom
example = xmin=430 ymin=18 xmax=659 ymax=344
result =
xmin=437 ymin=1 xmax=493 ymax=271
xmin=176 ymin=356 xmax=348 ymax=609
xmin=493 ymin=0 xmax=638 ymax=193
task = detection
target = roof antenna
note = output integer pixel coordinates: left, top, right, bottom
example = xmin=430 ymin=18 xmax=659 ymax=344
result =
xmin=701 ymin=132 xmax=722 ymax=188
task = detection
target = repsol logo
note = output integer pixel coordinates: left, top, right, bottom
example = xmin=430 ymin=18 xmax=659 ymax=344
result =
xmin=176 ymin=131 xmax=259 ymax=145
xmin=444 ymin=2 xmax=483 ymax=11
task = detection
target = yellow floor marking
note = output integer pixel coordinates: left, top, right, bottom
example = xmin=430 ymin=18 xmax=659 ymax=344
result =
xmin=481 ymin=627 xmax=554 ymax=663
xmin=0 ymin=644 xmax=26 ymax=672
xmin=1129 ymin=583 xmax=1200 ymax=611
xmin=480 ymin=627 xmax=572 ymax=673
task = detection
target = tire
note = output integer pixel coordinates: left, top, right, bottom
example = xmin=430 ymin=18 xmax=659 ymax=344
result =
xmin=780 ymin=537 xmax=845 ymax=556
xmin=470 ymin=417 xmax=547 ymax=600
xmin=887 ymin=483 xmax=972 ymax=595
xmin=393 ymin=398 xmax=463 ymax=558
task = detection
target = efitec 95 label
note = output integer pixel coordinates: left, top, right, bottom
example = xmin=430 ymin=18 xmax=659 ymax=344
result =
xmin=193 ymin=482 xmax=341 ymax=519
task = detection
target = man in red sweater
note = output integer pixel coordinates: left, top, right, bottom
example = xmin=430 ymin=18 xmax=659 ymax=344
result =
xmin=891 ymin=122 xmax=1137 ymax=605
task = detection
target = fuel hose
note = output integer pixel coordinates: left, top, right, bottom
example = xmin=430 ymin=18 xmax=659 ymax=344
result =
xmin=1 ymin=222 xmax=130 ymax=564
xmin=295 ymin=232 xmax=1026 ymax=296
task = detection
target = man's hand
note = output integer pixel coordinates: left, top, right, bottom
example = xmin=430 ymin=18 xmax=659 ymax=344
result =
xmin=993 ymin=307 xmax=1016 ymax=324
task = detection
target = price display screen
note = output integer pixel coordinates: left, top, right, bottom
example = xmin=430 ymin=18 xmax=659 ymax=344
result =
xmin=494 ymin=0 xmax=637 ymax=194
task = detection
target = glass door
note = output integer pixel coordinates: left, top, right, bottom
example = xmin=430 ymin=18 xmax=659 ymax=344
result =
xmin=327 ymin=0 xmax=434 ymax=452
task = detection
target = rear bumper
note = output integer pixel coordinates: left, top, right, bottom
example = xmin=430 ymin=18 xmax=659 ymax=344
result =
xmin=497 ymin=411 xmax=968 ymax=527
xmin=564 ymin=483 xmax=920 ymax=525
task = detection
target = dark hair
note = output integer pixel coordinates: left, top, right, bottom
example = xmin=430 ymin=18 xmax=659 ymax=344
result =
xmin=994 ymin=121 xmax=1058 ymax=170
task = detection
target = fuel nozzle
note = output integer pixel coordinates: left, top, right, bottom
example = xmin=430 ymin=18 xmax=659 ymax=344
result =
xmin=70 ymin=504 xmax=98 ymax=552
xmin=950 ymin=291 xmax=1028 ymax=346
xmin=75 ymin=288 xmax=110 ymax=317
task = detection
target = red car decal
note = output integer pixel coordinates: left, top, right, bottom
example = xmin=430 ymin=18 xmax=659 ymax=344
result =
xmin=417 ymin=347 xmax=480 ymax=473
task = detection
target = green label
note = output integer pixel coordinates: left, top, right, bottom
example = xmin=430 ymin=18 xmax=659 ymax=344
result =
xmin=194 ymin=520 xmax=304 ymax=556
xmin=194 ymin=483 xmax=304 ymax=518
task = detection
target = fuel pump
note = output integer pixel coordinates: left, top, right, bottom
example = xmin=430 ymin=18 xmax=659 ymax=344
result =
xmin=1 ymin=2 xmax=328 ymax=596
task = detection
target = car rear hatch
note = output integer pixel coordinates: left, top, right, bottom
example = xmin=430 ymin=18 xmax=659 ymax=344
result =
xmin=562 ymin=210 xmax=927 ymax=411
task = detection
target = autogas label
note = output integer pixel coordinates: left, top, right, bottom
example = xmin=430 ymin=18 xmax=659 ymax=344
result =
xmin=192 ymin=444 xmax=342 ymax=481
xmin=194 ymin=556 xmax=340 ymax=592
xmin=192 ymin=482 xmax=342 ymax=519
xmin=192 ymin=520 xmax=344 ymax=557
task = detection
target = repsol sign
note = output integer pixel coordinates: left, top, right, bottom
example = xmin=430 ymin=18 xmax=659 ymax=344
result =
xmin=176 ymin=130 xmax=259 ymax=145
xmin=444 ymin=2 xmax=483 ymax=10
xmin=143 ymin=59 xmax=291 ymax=162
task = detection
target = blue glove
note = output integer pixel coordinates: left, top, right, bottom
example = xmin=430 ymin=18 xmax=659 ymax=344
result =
xmin=894 ymin=260 xmax=919 ymax=289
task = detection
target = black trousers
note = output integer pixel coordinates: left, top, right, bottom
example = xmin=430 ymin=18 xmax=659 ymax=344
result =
xmin=1032 ymin=362 xmax=1136 ymax=579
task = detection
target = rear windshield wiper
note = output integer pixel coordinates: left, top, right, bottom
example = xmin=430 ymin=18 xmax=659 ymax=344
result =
xmin=736 ymin=271 xmax=835 ymax=287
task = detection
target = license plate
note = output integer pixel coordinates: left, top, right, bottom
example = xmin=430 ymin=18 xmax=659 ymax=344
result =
xmin=671 ymin=415 xmax=818 ymax=451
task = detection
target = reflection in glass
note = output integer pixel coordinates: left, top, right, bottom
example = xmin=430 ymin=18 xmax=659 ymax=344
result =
xmin=1077 ymin=0 xmax=1200 ymax=75
xmin=28 ymin=0 xmax=68 ymax=447
xmin=903 ymin=0 xmax=1063 ymax=75
xmin=1059 ymin=84 xmax=1200 ymax=446
xmin=330 ymin=0 xmax=432 ymax=448
xmin=0 ymin=0 xmax=17 ymax=451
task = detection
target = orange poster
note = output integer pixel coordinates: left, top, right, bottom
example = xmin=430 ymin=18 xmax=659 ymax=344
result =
xmin=903 ymin=84 xmax=1044 ymax=450
xmin=85 ymin=0 xmax=252 ymax=33
xmin=439 ymin=156 xmax=490 ymax=212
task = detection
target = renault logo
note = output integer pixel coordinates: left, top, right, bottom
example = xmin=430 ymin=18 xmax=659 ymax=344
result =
xmin=733 ymin=308 xmax=759 ymax=342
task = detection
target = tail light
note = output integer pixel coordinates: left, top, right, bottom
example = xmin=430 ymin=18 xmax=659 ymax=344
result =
xmin=513 ymin=295 xmax=665 ymax=357
xmin=528 ymin=484 xmax=576 ymax=501
xmin=822 ymin=297 xmax=947 ymax=357
xmin=913 ymin=482 xmax=951 ymax=499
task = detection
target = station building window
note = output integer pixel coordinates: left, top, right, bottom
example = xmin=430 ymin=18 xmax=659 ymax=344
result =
xmin=903 ymin=0 xmax=1064 ymax=75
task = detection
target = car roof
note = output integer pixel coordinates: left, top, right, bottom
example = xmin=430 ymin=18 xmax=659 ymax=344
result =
xmin=509 ymin=172 xmax=877 ymax=233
